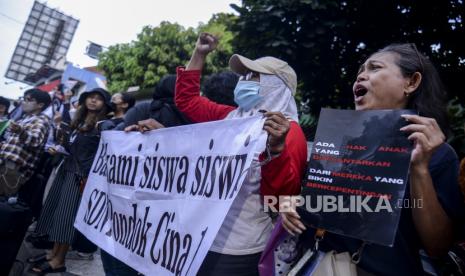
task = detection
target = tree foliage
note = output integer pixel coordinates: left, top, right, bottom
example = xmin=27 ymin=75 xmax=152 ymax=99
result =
xmin=231 ymin=0 xmax=465 ymax=112
xmin=98 ymin=15 xmax=237 ymax=92
xmin=98 ymin=22 xmax=195 ymax=92
xmin=96 ymin=1 xmax=465 ymax=154
xmin=231 ymin=0 xmax=465 ymax=153
xmin=198 ymin=13 xmax=238 ymax=74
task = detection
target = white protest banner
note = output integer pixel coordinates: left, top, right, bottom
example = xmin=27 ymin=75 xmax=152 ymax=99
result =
xmin=74 ymin=116 xmax=265 ymax=276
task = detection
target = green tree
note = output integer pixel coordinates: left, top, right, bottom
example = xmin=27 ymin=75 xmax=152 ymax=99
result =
xmin=231 ymin=0 xmax=465 ymax=153
xmin=232 ymin=0 xmax=465 ymax=111
xmin=98 ymin=22 xmax=196 ymax=92
xmin=198 ymin=13 xmax=238 ymax=73
xmin=98 ymin=15 xmax=237 ymax=93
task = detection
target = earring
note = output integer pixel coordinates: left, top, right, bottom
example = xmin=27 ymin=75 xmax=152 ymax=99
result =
xmin=404 ymin=91 xmax=410 ymax=97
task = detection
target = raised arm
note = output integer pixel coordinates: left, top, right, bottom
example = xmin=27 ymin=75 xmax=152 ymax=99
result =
xmin=175 ymin=33 xmax=235 ymax=122
xmin=186 ymin=33 xmax=218 ymax=71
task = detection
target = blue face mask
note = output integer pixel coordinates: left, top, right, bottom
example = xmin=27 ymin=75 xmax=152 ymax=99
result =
xmin=233 ymin=81 xmax=262 ymax=111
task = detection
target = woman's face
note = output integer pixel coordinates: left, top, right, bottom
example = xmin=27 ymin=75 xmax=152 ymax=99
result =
xmin=353 ymin=52 xmax=410 ymax=110
xmin=85 ymin=93 xmax=105 ymax=111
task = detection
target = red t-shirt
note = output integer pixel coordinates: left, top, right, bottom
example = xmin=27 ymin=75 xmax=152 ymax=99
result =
xmin=175 ymin=66 xmax=307 ymax=196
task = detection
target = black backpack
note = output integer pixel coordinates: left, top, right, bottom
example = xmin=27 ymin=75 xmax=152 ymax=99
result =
xmin=124 ymin=100 xmax=190 ymax=128
xmin=149 ymin=100 xmax=190 ymax=127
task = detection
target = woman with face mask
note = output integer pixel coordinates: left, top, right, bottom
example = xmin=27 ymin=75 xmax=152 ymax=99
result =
xmin=280 ymin=44 xmax=465 ymax=275
xmin=175 ymin=33 xmax=308 ymax=275
xmin=30 ymin=88 xmax=112 ymax=274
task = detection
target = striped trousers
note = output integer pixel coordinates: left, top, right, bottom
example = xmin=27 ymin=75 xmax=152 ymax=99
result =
xmin=36 ymin=166 xmax=81 ymax=244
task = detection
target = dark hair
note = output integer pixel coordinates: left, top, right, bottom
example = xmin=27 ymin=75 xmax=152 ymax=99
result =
xmin=26 ymin=88 xmax=51 ymax=111
xmin=153 ymin=75 xmax=177 ymax=100
xmin=375 ymin=43 xmax=449 ymax=136
xmin=0 ymin=96 xmax=10 ymax=113
xmin=71 ymin=94 xmax=109 ymax=132
xmin=57 ymin=83 xmax=64 ymax=93
xmin=202 ymin=71 xmax=239 ymax=106
xmin=121 ymin=92 xmax=136 ymax=110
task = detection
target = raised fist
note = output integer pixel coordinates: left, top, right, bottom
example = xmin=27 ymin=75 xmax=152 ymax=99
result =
xmin=194 ymin=33 xmax=219 ymax=56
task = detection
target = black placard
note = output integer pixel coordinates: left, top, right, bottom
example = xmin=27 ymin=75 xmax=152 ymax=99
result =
xmin=299 ymin=108 xmax=415 ymax=246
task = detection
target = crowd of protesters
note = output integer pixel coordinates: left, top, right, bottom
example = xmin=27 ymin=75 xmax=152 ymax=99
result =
xmin=0 ymin=32 xmax=464 ymax=276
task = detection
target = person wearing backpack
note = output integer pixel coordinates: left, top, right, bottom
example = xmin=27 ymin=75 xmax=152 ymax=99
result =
xmin=123 ymin=74 xmax=190 ymax=132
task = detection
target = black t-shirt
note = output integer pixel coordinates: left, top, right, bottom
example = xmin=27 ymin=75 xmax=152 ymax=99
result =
xmin=302 ymin=143 xmax=465 ymax=276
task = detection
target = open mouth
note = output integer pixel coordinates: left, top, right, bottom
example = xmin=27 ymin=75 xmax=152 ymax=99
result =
xmin=354 ymin=86 xmax=367 ymax=97
xmin=354 ymin=85 xmax=368 ymax=102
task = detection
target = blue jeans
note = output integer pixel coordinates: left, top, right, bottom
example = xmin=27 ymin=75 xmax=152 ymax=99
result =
xmin=100 ymin=250 xmax=139 ymax=276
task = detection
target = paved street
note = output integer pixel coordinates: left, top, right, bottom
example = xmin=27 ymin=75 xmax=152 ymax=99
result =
xmin=9 ymin=224 xmax=105 ymax=276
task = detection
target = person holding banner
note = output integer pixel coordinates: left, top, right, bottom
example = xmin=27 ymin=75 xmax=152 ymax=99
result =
xmin=124 ymin=74 xmax=191 ymax=133
xmin=281 ymin=43 xmax=465 ymax=275
xmin=175 ymin=33 xmax=308 ymax=275
xmin=31 ymin=88 xmax=112 ymax=274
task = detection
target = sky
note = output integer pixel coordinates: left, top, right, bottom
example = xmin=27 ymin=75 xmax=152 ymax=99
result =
xmin=0 ymin=0 xmax=240 ymax=99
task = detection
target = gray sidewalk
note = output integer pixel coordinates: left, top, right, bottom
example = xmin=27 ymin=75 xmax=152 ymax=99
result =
xmin=8 ymin=225 xmax=105 ymax=276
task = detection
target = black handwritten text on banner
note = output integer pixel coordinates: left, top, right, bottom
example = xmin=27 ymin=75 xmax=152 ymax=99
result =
xmin=74 ymin=116 xmax=265 ymax=275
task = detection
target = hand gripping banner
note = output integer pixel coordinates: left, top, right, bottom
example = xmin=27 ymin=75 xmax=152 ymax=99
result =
xmin=74 ymin=116 xmax=266 ymax=276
